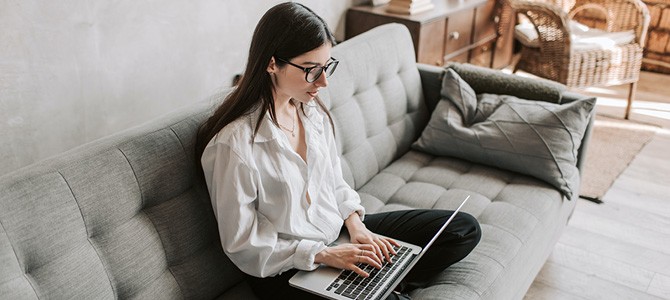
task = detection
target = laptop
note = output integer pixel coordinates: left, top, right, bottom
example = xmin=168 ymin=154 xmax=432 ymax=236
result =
xmin=289 ymin=195 xmax=470 ymax=300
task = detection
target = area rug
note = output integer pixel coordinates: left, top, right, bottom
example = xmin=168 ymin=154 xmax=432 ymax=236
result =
xmin=579 ymin=114 xmax=660 ymax=202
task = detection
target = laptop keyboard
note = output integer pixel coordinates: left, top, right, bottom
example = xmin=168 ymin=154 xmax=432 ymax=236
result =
xmin=326 ymin=245 xmax=412 ymax=300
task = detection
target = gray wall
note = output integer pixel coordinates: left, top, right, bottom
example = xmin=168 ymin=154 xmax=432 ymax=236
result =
xmin=0 ymin=0 xmax=367 ymax=176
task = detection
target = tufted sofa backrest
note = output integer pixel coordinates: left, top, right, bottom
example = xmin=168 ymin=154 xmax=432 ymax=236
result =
xmin=0 ymin=23 xmax=428 ymax=299
xmin=0 ymin=98 xmax=244 ymax=299
xmin=323 ymin=24 xmax=429 ymax=190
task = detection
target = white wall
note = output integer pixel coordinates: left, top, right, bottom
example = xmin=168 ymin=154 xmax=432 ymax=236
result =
xmin=0 ymin=0 xmax=368 ymax=175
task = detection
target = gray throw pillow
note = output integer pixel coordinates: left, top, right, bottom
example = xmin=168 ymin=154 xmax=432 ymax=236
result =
xmin=413 ymin=69 xmax=595 ymax=198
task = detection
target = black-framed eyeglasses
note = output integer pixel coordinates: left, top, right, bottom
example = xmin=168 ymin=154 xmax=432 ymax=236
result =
xmin=276 ymin=57 xmax=339 ymax=83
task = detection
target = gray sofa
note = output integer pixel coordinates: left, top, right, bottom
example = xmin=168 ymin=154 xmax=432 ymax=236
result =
xmin=0 ymin=24 xmax=593 ymax=299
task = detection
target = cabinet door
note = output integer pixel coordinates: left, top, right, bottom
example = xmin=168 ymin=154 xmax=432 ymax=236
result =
xmin=417 ymin=19 xmax=446 ymax=66
xmin=473 ymin=0 xmax=496 ymax=44
xmin=470 ymin=0 xmax=517 ymax=68
xmin=469 ymin=42 xmax=494 ymax=67
xmin=444 ymin=9 xmax=474 ymax=62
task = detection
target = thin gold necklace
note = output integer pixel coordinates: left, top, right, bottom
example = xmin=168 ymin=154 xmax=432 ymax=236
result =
xmin=278 ymin=105 xmax=297 ymax=137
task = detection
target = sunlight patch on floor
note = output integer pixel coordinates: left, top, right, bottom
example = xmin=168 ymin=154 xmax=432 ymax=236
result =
xmin=582 ymin=87 xmax=622 ymax=96
xmin=594 ymin=118 xmax=660 ymax=132
xmin=634 ymin=109 xmax=670 ymax=122
xmin=630 ymin=100 xmax=670 ymax=112
xmin=594 ymin=97 xmax=628 ymax=108
xmin=656 ymin=128 xmax=670 ymax=137
xmin=593 ymin=97 xmax=670 ymax=120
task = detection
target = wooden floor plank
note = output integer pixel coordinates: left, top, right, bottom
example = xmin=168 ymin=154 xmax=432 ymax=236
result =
xmin=572 ymin=198 xmax=670 ymax=236
xmin=531 ymin=262 xmax=665 ymax=300
xmin=547 ymin=242 xmax=655 ymax=292
xmin=558 ymin=226 xmax=670 ymax=278
xmin=615 ymin=172 xmax=670 ymax=199
xmin=567 ymin=208 xmax=670 ymax=256
xmin=603 ymin=184 xmax=670 ymax=217
xmin=524 ymin=280 xmax=587 ymax=300
xmin=622 ymin=168 xmax=670 ymax=189
xmin=648 ymin=273 xmax=670 ymax=299
xmin=519 ymin=68 xmax=670 ymax=299
xmin=622 ymin=155 xmax=670 ymax=186
xmin=632 ymin=133 xmax=670 ymax=160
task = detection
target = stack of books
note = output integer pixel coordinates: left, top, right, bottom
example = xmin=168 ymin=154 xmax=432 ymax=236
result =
xmin=385 ymin=0 xmax=435 ymax=15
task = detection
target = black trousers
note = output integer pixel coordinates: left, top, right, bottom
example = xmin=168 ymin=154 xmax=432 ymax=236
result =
xmin=248 ymin=209 xmax=481 ymax=299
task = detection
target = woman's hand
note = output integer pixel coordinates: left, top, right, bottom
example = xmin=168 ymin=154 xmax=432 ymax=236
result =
xmin=314 ymin=243 xmax=382 ymax=277
xmin=345 ymin=213 xmax=400 ymax=264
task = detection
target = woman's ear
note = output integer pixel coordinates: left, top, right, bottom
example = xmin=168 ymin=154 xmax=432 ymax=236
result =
xmin=267 ymin=57 xmax=277 ymax=74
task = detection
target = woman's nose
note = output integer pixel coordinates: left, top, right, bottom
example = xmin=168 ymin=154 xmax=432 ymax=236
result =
xmin=315 ymin=73 xmax=328 ymax=87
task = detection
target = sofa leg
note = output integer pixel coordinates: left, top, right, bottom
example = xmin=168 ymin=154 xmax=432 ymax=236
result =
xmin=625 ymin=82 xmax=637 ymax=120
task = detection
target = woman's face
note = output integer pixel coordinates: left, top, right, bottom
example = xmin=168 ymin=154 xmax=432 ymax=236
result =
xmin=269 ymin=43 xmax=333 ymax=104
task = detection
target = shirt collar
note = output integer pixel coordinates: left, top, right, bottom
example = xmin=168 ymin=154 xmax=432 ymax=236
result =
xmin=249 ymin=108 xmax=276 ymax=143
xmin=301 ymin=101 xmax=325 ymax=135
xmin=250 ymin=100 xmax=325 ymax=144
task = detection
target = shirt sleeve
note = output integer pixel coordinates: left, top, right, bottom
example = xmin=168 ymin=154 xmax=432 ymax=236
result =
xmin=201 ymin=141 xmax=327 ymax=278
xmin=324 ymin=117 xmax=366 ymax=221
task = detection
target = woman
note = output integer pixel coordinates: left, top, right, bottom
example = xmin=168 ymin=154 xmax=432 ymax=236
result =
xmin=197 ymin=3 xmax=481 ymax=299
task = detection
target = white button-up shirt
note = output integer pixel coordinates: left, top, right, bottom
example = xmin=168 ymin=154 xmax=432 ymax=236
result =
xmin=201 ymin=101 xmax=365 ymax=278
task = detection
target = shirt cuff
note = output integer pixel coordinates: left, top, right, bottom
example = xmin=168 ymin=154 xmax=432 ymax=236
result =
xmin=294 ymin=239 xmax=327 ymax=271
xmin=339 ymin=200 xmax=366 ymax=222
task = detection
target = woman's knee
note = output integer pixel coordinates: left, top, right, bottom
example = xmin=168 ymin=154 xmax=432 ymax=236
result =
xmin=461 ymin=212 xmax=481 ymax=233
xmin=446 ymin=212 xmax=481 ymax=249
xmin=459 ymin=212 xmax=481 ymax=248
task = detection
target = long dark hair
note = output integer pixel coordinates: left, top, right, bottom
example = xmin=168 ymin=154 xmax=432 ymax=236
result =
xmin=196 ymin=2 xmax=337 ymax=170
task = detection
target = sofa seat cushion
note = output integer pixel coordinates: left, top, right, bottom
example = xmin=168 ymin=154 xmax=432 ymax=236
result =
xmin=357 ymin=150 xmax=577 ymax=298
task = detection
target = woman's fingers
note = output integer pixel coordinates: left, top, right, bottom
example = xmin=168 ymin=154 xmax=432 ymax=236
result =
xmin=377 ymin=238 xmax=394 ymax=263
xmin=357 ymin=236 xmax=382 ymax=260
xmin=351 ymin=236 xmax=403 ymax=266
xmin=387 ymin=237 xmax=401 ymax=248
xmin=351 ymin=264 xmax=369 ymax=278
xmin=319 ymin=243 xmax=392 ymax=277
xmin=370 ymin=241 xmax=383 ymax=262
xmin=373 ymin=238 xmax=390 ymax=262
xmin=350 ymin=251 xmax=382 ymax=277
xmin=358 ymin=253 xmax=382 ymax=269
xmin=370 ymin=236 xmax=400 ymax=263
xmin=359 ymin=247 xmax=382 ymax=266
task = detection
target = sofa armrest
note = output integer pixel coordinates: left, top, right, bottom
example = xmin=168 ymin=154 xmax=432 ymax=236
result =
xmin=447 ymin=62 xmax=567 ymax=104
xmin=420 ymin=62 xmax=567 ymax=107
xmin=417 ymin=63 xmax=444 ymax=112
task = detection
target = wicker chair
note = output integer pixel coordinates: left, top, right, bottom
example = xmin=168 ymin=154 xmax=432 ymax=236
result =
xmin=510 ymin=0 xmax=651 ymax=119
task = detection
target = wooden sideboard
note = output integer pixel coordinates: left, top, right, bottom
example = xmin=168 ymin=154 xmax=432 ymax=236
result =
xmin=641 ymin=0 xmax=670 ymax=74
xmin=345 ymin=0 xmax=515 ymax=68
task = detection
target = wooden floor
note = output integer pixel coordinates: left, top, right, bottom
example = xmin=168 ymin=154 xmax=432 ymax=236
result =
xmin=523 ymin=70 xmax=670 ymax=300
